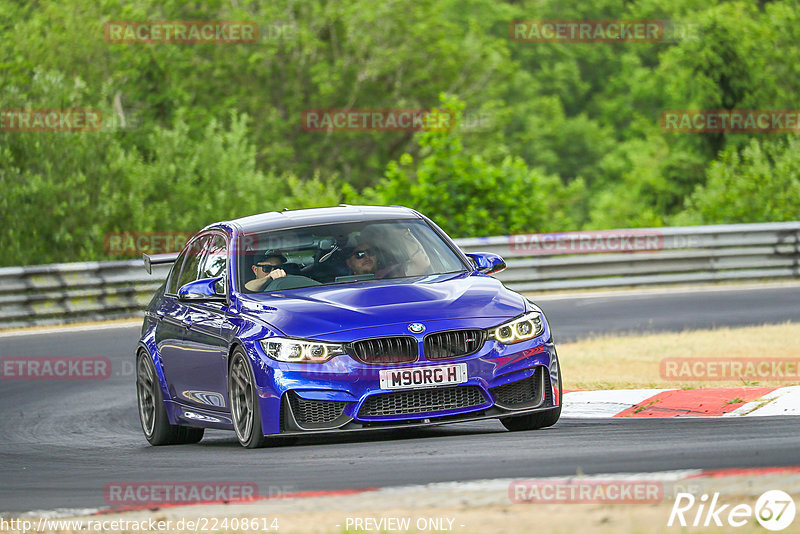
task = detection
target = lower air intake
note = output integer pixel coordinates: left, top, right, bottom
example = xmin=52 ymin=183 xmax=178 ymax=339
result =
xmin=288 ymin=392 xmax=347 ymax=425
xmin=490 ymin=367 xmax=545 ymax=409
xmin=358 ymin=385 xmax=487 ymax=418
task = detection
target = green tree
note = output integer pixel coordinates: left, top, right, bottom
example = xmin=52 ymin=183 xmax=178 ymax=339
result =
xmin=676 ymin=138 xmax=800 ymax=225
xmin=364 ymin=96 xmax=586 ymax=237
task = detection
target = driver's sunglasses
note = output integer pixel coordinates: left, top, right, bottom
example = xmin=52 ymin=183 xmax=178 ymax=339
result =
xmin=256 ymin=263 xmax=279 ymax=272
xmin=351 ymin=248 xmax=376 ymax=259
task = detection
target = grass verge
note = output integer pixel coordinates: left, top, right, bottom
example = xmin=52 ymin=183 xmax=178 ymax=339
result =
xmin=560 ymin=321 xmax=800 ymax=390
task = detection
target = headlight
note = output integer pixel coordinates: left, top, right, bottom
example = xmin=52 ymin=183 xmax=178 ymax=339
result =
xmin=488 ymin=312 xmax=544 ymax=344
xmin=260 ymin=337 xmax=346 ymax=363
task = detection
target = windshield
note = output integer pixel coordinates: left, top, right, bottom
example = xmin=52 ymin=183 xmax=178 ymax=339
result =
xmin=236 ymin=219 xmax=467 ymax=293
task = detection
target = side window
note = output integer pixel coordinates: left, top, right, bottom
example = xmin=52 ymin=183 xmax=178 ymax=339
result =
xmin=198 ymin=234 xmax=228 ymax=294
xmin=165 ymin=252 xmax=187 ymax=295
xmin=176 ymin=236 xmax=207 ymax=292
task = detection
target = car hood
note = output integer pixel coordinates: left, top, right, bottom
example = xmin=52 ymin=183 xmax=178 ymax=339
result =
xmin=237 ymin=272 xmax=525 ymax=338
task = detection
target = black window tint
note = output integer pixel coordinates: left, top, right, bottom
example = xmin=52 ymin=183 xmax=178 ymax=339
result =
xmin=176 ymin=236 xmax=206 ymax=291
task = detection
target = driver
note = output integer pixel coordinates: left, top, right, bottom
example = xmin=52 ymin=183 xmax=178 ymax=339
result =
xmin=344 ymin=237 xmax=378 ymax=276
xmin=245 ymin=251 xmax=287 ymax=291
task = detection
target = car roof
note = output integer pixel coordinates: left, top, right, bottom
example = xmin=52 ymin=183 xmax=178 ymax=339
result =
xmin=220 ymin=205 xmax=421 ymax=234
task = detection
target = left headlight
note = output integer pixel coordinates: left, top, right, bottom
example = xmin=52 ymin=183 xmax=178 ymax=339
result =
xmin=487 ymin=312 xmax=545 ymax=344
xmin=260 ymin=337 xmax=346 ymax=363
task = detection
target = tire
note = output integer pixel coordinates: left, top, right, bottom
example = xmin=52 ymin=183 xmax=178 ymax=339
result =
xmin=229 ymin=348 xmax=270 ymax=448
xmin=501 ymin=359 xmax=562 ymax=432
xmin=136 ymin=351 xmax=204 ymax=445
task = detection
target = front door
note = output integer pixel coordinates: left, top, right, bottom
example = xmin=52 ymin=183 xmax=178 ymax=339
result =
xmin=168 ymin=233 xmax=231 ymax=410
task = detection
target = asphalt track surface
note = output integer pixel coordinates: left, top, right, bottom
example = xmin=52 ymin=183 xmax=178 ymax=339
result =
xmin=1 ymin=285 xmax=798 ymax=513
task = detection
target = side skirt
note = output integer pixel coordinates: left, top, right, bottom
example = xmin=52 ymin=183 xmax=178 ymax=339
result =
xmin=165 ymin=400 xmax=234 ymax=430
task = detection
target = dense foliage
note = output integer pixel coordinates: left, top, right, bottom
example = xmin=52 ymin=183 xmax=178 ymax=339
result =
xmin=1 ymin=0 xmax=798 ymax=265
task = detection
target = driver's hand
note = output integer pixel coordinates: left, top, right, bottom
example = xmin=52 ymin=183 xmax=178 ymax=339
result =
xmin=268 ymin=269 xmax=286 ymax=280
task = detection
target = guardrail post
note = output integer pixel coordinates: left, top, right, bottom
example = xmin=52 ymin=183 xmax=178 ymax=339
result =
xmin=795 ymin=225 xmax=800 ymax=279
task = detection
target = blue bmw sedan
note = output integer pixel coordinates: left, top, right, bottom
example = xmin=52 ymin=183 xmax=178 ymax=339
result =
xmin=136 ymin=205 xmax=561 ymax=448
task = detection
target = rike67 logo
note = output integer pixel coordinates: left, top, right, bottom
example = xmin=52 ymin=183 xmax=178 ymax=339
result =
xmin=669 ymin=490 xmax=796 ymax=531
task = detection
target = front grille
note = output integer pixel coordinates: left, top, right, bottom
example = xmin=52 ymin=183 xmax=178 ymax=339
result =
xmin=490 ymin=368 xmax=544 ymax=409
xmin=424 ymin=329 xmax=485 ymax=360
xmin=288 ymin=393 xmax=347 ymax=425
xmin=350 ymin=336 xmax=418 ymax=364
xmin=358 ymin=385 xmax=487 ymax=418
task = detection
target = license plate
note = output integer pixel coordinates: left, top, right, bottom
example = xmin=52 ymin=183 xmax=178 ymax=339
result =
xmin=379 ymin=363 xmax=468 ymax=390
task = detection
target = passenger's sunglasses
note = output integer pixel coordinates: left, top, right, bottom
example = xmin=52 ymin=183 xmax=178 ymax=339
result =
xmin=351 ymin=248 xmax=376 ymax=259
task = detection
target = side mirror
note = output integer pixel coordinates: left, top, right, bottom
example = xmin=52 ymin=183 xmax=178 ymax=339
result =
xmin=178 ymin=277 xmax=226 ymax=302
xmin=465 ymin=252 xmax=506 ymax=275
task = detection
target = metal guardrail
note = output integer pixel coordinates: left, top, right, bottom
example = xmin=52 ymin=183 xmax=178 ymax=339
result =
xmin=1 ymin=222 xmax=798 ymax=329
xmin=460 ymin=222 xmax=800 ymax=292
xmin=0 ymin=260 xmax=172 ymax=330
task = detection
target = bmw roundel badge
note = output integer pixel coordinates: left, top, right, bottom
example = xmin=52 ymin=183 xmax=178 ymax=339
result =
xmin=408 ymin=323 xmax=426 ymax=333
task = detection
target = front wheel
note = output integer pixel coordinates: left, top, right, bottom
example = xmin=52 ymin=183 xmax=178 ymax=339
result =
xmin=136 ymin=351 xmax=204 ymax=445
xmin=229 ymin=349 xmax=269 ymax=448
xmin=501 ymin=360 xmax=562 ymax=431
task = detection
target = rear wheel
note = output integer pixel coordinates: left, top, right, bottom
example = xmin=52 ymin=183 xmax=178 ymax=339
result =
xmin=501 ymin=359 xmax=562 ymax=431
xmin=136 ymin=351 xmax=204 ymax=445
xmin=229 ymin=349 xmax=269 ymax=448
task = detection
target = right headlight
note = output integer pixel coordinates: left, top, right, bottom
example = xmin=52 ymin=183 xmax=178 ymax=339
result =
xmin=487 ymin=312 xmax=544 ymax=344
xmin=259 ymin=337 xmax=346 ymax=363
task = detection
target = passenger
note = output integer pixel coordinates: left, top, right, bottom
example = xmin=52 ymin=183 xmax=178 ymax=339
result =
xmin=345 ymin=227 xmax=432 ymax=279
xmin=392 ymin=226 xmax=432 ymax=276
xmin=245 ymin=252 xmax=287 ymax=291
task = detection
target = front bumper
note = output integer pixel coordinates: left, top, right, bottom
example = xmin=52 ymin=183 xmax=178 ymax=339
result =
xmin=244 ymin=326 xmax=560 ymax=435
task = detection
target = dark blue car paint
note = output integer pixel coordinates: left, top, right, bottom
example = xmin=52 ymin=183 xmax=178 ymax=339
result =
xmin=137 ymin=206 xmax=560 ymax=437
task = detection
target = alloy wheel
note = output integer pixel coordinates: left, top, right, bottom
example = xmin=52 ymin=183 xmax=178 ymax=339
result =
xmin=136 ymin=356 xmax=157 ymax=437
xmin=230 ymin=355 xmax=254 ymax=441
